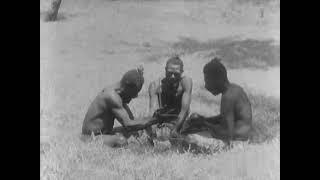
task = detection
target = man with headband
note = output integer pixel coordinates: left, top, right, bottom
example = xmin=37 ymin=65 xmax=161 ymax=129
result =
xmin=81 ymin=66 xmax=156 ymax=147
xmin=181 ymin=58 xmax=253 ymax=147
xmin=146 ymin=56 xmax=193 ymax=146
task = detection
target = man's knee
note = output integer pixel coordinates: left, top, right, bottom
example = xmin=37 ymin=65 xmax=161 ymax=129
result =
xmin=184 ymin=134 xmax=202 ymax=144
xmin=186 ymin=113 xmax=206 ymax=127
xmin=81 ymin=123 xmax=103 ymax=136
xmin=80 ymin=130 xmax=103 ymax=142
xmin=189 ymin=112 xmax=202 ymax=120
xmin=169 ymin=134 xmax=199 ymax=148
xmin=234 ymin=125 xmax=252 ymax=141
xmin=102 ymin=135 xmax=128 ymax=147
xmin=80 ymin=134 xmax=93 ymax=143
xmin=145 ymin=125 xmax=157 ymax=138
xmin=114 ymin=135 xmax=128 ymax=147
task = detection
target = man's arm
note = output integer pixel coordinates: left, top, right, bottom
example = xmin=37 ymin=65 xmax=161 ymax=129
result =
xmin=108 ymin=93 xmax=159 ymax=133
xmin=175 ymin=77 xmax=193 ymax=132
xmin=123 ymin=103 xmax=134 ymax=120
xmin=108 ymin=93 xmax=144 ymax=128
xmin=220 ymin=94 xmax=236 ymax=144
xmin=148 ymin=81 xmax=159 ymax=116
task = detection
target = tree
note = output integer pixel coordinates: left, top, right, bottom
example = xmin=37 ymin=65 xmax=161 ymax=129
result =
xmin=44 ymin=0 xmax=62 ymax=22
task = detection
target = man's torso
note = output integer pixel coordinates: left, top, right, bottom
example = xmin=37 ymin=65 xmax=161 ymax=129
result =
xmin=155 ymin=77 xmax=185 ymax=114
xmin=221 ymin=83 xmax=252 ymax=126
xmin=82 ymin=88 xmax=118 ymax=134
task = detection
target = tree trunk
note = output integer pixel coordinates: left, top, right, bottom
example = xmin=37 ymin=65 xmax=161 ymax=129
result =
xmin=44 ymin=0 xmax=62 ymax=22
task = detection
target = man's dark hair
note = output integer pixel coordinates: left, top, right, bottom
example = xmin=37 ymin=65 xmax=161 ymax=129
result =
xmin=203 ymin=57 xmax=228 ymax=82
xmin=121 ymin=67 xmax=144 ymax=91
xmin=166 ymin=56 xmax=184 ymax=71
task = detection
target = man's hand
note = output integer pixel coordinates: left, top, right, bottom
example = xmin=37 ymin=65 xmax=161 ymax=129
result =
xmin=129 ymin=131 xmax=140 ymax=138
xmin=189 ymin=112 xmax=202 ymax=119
xmin=188 ymin=113 xmax=205 ymax=125
xmin=174 ymin=77 xmax=193 ymax=135
xmin=170 ymin=127 xmax=180 ymax=138
xmin=152 ymin=108 xmax=163 ymax=118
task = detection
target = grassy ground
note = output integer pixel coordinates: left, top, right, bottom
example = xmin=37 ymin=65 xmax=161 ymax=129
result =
xmin=40 ymin=0 xmax=280 ymax=179
xmin=41 ymin=90 xmax=279 ymax=179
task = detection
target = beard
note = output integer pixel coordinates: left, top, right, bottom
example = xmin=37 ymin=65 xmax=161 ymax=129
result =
xmin=122 ymin=97 xmax=131 ymax=104
xmin=205 ymin=84 xmax=221 ymax=96
xmin=162 ymin=77 xmax=180 ymax=94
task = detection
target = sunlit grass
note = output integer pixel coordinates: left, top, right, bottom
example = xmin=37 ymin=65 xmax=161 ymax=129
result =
xmin=41 ymin=89 xmax=279 ymax=180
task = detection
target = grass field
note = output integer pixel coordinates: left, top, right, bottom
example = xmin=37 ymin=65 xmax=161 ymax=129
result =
xmin=40 ymin=0 xmax=280 ymax=179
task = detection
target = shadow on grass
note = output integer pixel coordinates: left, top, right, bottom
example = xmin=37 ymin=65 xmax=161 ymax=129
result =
xmin=126 ymin=137 xmax=221 ymax=156
xmin=144 ymin=37 xmax=279 ymax=70
xmin=172 ymin=37 xmax=280 ymax=69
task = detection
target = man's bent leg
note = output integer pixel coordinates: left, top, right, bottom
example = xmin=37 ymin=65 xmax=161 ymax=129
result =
xmin=181 ymin=117 xmax=209 ymax=135
xmin=178 ymin=131 xmax=216 ymax=150
xmin=145 ymin=125 xmax=157 ymax=146
xmin=101 ymin=134 xmax=128 ymax=147
xmin=205 ymin=123 xmax=229 ymax=141
xmin=80 ymin=132 xmax=128 ymax=148
xmin=205 ymin=116 xmax=223 ymax=125
xmin=233 ymin=122 xmax=252 ymax=141
xmin=206 ymin=122 xmax=252 ymax=141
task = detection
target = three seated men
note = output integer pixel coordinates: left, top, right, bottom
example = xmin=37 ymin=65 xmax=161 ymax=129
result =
xmin=81 ymin=57 xmax=253 ymax=148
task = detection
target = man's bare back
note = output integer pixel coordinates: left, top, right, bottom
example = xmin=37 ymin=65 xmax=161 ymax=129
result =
xmin=212 ymin=83 xmax=252 ymax=139
xmin=82 ymin=87 xmax=129 ymax=135
xmin=81 ymin=67 xmax=156 ymax=147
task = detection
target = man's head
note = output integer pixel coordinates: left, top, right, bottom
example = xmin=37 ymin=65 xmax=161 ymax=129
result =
xmin=120 ymin=66 xmax=144 ymax=103
xmin=203 ymin=58 xmax=229 ymax=95
xmin=164 ymin=56 xmax=184 ymax=84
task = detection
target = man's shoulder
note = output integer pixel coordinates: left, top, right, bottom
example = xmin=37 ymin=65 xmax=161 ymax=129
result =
xmin=231 ymin=83 xmax=247 ymax=95
xmin=224 ymin=83 xmax=246 ymax=100
xmin=181 ymin=76 xmax=192 ymax=83
xmin=181 ymin=76 xmax=193 ymax=89
xmin=149 ymin=78 xmax=161 ymax=91
xmin=101 ymin=89 xmax=122 ymax=107
xmin=150 ymin=79 xmax=160 ymax=86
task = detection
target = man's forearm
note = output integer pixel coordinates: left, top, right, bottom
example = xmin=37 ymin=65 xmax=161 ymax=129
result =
xmin=113 ymin=117 xmax=159 ymax=133
xmin=227 ymin=119 xmax=234 ymax=142
xmin=149 ymin=106 xmax=158 ymax=117
xmin=123 ymin=104 xmax=134 ymax=120
xmin=203 ymin=114 xmax=222 ymax=124
xmin=175 ymin=112 xmax=188 ymax=131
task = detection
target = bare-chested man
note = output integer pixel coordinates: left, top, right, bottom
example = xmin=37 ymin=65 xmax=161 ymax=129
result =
xmin=181 ymin=58 xmax=253 ymax=146
xmin=81 ymin=67 xmax=156 ymax=147
xmin=147 ymin=56 xmax=193 ymax=145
